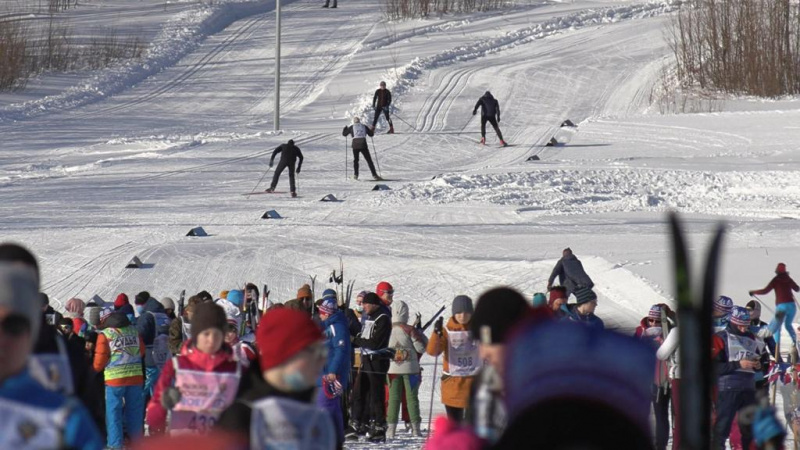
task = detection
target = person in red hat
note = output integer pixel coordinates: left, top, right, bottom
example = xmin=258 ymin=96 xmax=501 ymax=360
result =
xmin=376 ymin=281 xmax=394 ymax=308
xmin=547 ymin=286 xmax=568 ymax=319
xmin=750 ymin=263 xmax=800 ymax=345
xmin=217 ymin=308 xmax=335 ymax=448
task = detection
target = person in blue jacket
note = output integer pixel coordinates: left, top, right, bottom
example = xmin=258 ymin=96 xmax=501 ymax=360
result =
xmin=317 ymin=291 xmax=352 ymax=447
xmin=0 ymin=261 xmax=103 ymax=450
xmin=134 ymin=291 xmax=170 ymax=401
xmin=565 ymin=287 xmax=605 ymax=330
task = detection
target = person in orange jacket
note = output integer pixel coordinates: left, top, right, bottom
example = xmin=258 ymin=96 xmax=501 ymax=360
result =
xmin=426 ymin=295 xmax=479 ymax=423
xmin=93 ymin=308 xmax=146 ymax=449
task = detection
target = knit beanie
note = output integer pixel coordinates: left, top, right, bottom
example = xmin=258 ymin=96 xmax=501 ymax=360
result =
xmin=85 ymin=305 xmax=102 ymax=328
xmin=362 ymin=292 xmax=381 ymax=306
xmin=135 ymin=291 xmax=150 ymax=306
xmin=376 ymin=281 xmax=394 ymax=297
xmin=114 ymin=293 xmax=129 ymax=309
xmin=452 ymin=295 xmax=474 ymax=315
xmin=322 ymin=289 xmax=337 ymax=301
xmin=356 ymin=291 xmax=368 ymax=301
xmin=158 ymin=296 xmax=175 ymax=311
xmin=648 ymin=305 xmax=663 ymax=320
xmin=64 ymin=297 xmax=86 ymax=318
xmin=714 ymin=296 xmax=734 ymax=315
xmin=297 ymin=284 xmax=312 ymax=300
xmin=730 ymin=306 xmax=750 ymax=327
xmin=0 ymin=263 xmax=41 ymax=338
xmin=99 ymin=307 xmax=114 ymax=324
xmin=257 ymin=308 xmax=323 ymax=370
xmin=574 ymin=287 xmax=598 ymax=305
xmin=746 ymin=300 xmax=761 ymax=321
xmin=226 ymin=290 xmax=244 ymax=307
xmin=548 ymin=287 xmax=567 ymax=307
xmin=532 ymin=293 xmax=547 ymax=308
xmin=319 ymin=298 xmax=337 ymax=316
xmin=191 ymin=302 xmax=228 ymax=341
xmin=777 ymin=263 xmax=788 ymax=275
xmin=470 ymin=287 xmax=530 ymax=344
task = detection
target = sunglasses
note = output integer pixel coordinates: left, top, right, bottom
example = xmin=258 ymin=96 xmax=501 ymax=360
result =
xmin=0 ymin=314 xmax=31 ymax=337
xmin=383 ymin=290 xmax=394 ymax=295
xmin=648 ymin=319 xmax=662 ymax=325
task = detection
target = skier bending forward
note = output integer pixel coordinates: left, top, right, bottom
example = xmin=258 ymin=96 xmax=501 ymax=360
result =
xmin=343 ymin=117 xmax=382 ymax=181
xmin=266 ymin=139 xmax=304 ymax=197
xmin=472 ymin=91 xmax=507 ymax=147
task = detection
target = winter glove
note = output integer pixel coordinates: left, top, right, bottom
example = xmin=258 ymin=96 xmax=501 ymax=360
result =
xmin=748 ymin=291 xmax=755 ymax=297
xmin=497 ymin=117 xmax=501 ymax=123
xmin=269 ymin=161 xmax=274 ymax=168
xmin=296 ymin=167 xmax=301 ymax=174
xmin=434 ymin=316 xmax=444 ymax=336
xmin=161 ymin=386 xmax=182 ymax=410
xmin=383 ymin=106 xmax=390 ymax=114
xmin=412 ymin=312 xmax=422 ymax=330
xmin=472 ymin=110 xmax=476 ymax=116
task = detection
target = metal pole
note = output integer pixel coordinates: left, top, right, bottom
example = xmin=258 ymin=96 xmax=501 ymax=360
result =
xmin=274 ymin=0 xmax=281 ymax=131
xmin=427 ymin=353 xmax=439 ymax=435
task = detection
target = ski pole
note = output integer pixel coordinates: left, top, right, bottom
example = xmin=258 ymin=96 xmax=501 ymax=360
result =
xmin=345 ymin=137 xmax=348 ymax=180
xmin=427 ymin=352 xmax=439 ymax=436
xmin=369 ymin=135 xmax=382 ymax=178
xmin=392 ymin=112 xmax=418 ymax=132
xmin=247 ymin=165 xmax=273 ymax=197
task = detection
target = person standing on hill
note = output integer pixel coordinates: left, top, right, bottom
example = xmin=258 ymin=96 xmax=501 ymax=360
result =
xmin=472 ymin=91 xmax=506 ymax=147
xmin=265 ymin=140 xmax=303 ymax=198
xmin=546 ymin=248 xmax=594 ymax=299
xmin=371 ymin=81 xmax=394 ymax=134
xmin=343 ymin=117 xmax=382 ymax=181
xmin=750 ymin=263 xmax=800 ymax=345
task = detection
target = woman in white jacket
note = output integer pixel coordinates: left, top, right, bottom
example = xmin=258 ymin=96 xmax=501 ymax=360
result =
xmin=386 ymin=301 xmax=428 ymax=439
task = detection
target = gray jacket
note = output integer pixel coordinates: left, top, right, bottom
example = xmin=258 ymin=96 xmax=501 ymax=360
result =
xmin=388 ymin=301 xmax=428 ymax=375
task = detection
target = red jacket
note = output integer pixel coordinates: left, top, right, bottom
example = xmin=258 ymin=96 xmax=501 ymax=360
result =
xmin=752 ymin=273 xmax=800 ymax=305
xmin=146 ymin=341 xmax=239 ymax=433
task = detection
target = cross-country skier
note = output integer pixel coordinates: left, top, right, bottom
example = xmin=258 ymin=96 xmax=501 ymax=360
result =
xmin=342 ymin=117 xmax=382 ymax=181
xmin=371 ymin=81 xmax=394 ymax=134
xmin=749 ymin=263 xmax=800 ymax=346
xmin=472 ymin=91 xmax=506 ymax=147
xmin=265 ymin=140 xmax=303 ymax=198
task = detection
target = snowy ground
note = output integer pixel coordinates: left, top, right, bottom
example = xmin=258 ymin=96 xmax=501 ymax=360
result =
xmin=3 ymin=0 xmax=800 ymax=446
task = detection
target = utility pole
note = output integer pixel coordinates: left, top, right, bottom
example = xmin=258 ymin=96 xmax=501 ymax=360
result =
xmin=274 ymin=0 xmax=281 ymax=131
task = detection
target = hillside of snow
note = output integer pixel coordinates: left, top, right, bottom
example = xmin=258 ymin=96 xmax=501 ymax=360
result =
xmin=3 ymin=0 xmax=800 ymax=444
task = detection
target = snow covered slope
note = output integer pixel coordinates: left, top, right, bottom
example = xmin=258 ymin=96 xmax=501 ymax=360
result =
xmin=2 ymin=0 xmax=800 ymax=442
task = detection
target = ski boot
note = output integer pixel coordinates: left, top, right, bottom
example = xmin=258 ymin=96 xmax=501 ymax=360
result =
xmin=411 ymin=422 xmax=423 ymax=437
xmin=387 ymin=124 xmax=394 ymax=134
xmin=500 ymin=140 xmax=508 ymax=147
xmin=345 ymin=422 xmax=363 ymax=440
xmin=291 ymin=192 xmax=297 ymax=198
xmin=367 ymin=422 xmax=386 ymax=443
xmin=352 ymin=174 xmax=359 ymax=180
xmin=331 ymin=2 xmax=337 ymax=7
xmin=480 ymin=137 xmax=485 ymax=145
xmin=264 ymin=187 xmax=274 ymax=193
xmin=373 ymin=175 xmax=383 ymax=181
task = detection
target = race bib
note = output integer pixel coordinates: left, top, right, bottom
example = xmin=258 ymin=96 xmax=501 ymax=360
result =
xmin=173 ymin=368 xmax=240 ymax=413
xmin=0 ymin=397 xmax=67 ymax=448
xmin=447 ymin=331 xmax=480 ymax=377
xmin=353 ymin=124 xmax=367 ymax=139
xmin=361 ymin=320 xmax=375 ymax=339
xmin=151 ymin=335 xmax=170 ymax=367
xmin=169 ymin=411 xmax=218 ymax=436
xmin=728 ymin=333 xmax=759 ymax=373
xmin=250 ymin=397 xmax=335 ymax=450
